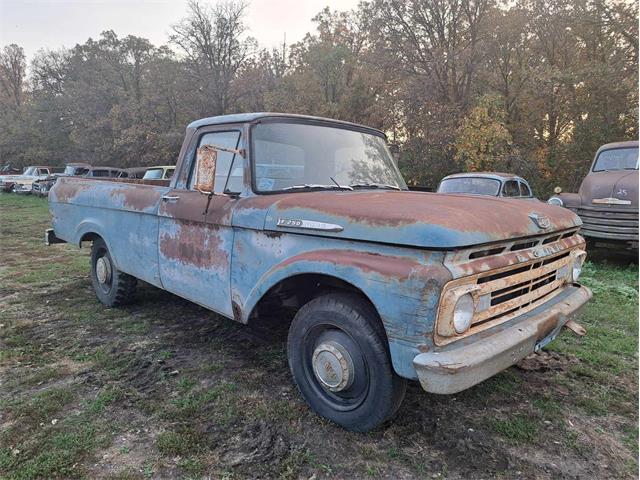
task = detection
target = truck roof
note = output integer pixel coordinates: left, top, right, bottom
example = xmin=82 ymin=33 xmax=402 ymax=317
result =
xmin=442 ymin=172 xmax=526 ymax=181
xmin=187 ymin=112 xmax=385 ymax=137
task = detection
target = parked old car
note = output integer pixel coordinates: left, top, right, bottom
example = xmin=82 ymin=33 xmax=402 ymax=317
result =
xmin=118 ymin=167 xmax=148 ymax=179
xmin=2 ymin=166 xmax=60 ymax=193
xmin=46 ymin=113 xmax=591 ymax=431
xmin=438 ymin=172 xmax=534 ymax=198
xmin=84 ymin=166 xmax=123 ymax=178
xmin=548 ymin=140 xmax=638 ymax=251
xmin=142 ymin=165 xmax=175 ymax=180
xmin=32 ymin=163 xmax=91 ymax=197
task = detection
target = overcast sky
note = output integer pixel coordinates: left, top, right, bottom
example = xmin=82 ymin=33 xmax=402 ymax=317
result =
xmin=0 ymin=0 xmax=359 ymax=61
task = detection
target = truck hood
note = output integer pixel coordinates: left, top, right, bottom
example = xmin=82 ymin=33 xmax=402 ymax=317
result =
xmin=579 ymin=170 xmax=638 ymax=207
xmin=262 ymin=190 xmax=581 ymax=248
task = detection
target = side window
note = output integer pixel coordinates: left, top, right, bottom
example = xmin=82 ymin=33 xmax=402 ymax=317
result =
xmin=502 ymin=180 xmax=520 ymax=197
xmin=38 ymin=169 xmax=48 ymax=176
xmin=189 ymin=131 xmax=242 ymax=193
xmin=520 ymin=181 xmax=532 ymax=197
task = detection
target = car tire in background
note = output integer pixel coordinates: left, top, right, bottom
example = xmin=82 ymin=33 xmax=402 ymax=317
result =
xmin=287 ymin=292 xmax=407 ymax=432
xmin=90 ymin=238 xmax=137 ymax=307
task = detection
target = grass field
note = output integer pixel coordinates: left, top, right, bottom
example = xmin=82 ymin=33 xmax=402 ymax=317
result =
xmin=0 ymin=194 xmax=638 ymax=479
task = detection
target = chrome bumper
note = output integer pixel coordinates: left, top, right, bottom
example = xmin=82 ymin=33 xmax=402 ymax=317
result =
xmin=414 ymin=285 xmax=592 ymax=394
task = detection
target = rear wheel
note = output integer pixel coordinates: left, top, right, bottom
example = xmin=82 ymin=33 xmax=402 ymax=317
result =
xmin=90 ymin=238 xmax=137 ymax=307
xmin=287 ymin=292 xmax=406 ymax=432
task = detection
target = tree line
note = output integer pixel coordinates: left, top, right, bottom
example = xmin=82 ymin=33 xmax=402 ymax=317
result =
xmin=0 ymin=0 xmax=637 ymax=195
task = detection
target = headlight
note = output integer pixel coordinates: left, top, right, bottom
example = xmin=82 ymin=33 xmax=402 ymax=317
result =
xmin=453 ymin=293 xmax=474 ymax=333
xmin=547 ymin=196 xmax=564 ymax=206
xmin=572 ymin=250 xmax=586 ymax=281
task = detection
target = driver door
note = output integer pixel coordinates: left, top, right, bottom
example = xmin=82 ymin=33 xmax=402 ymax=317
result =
xmin=158 ymin=128 xmax=243 ymax=318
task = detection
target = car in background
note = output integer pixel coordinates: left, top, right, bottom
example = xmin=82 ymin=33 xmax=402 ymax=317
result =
xmin=548 ymin=140 xmax=638 ymax=251
xmin=32 ymin=163 xmax=91 ymax=197
xmin=2 ymin=166 xmax=60 ymax=193
xmin=118 ymin=167 xmax=148 ymax=179
xmin=142 ymin=165 xmax=175 ymax=180
xmin=437 ymin=172 xmax=534 ymax=198
xmin=84 ymin=166 xmax=123 ymax=178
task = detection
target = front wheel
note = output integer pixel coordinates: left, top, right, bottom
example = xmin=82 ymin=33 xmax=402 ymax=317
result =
xmin=90 ymin=238 xmax=137 ymax=307
xmin=287 ymin=292 xmax=406 ymax=432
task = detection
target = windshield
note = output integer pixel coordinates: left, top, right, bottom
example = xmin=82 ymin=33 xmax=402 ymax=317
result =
xmin=252 ymin=122 xmax=406 ymax=192
xmin=143 ymin=168 xmax=164 ymax=180
xmin=64 ymin=166 xmax=88 ymax=175
xmin=593 ymin=147 xmax=639 ymax=172
xmin=23 ymin=167 xmax=37 ymax=176
xmin=438 ymin=177 xmax=501 ymax=196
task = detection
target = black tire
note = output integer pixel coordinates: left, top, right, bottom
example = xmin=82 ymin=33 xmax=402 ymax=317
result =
xmin=90 ymin=238 xmax=137 ymax=307
xmin=287 ymin=292 xmax=407 ymax=432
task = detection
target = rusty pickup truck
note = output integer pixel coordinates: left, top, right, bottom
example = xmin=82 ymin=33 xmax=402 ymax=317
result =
xmin=46 ymin=113 xmax=591 ymax=431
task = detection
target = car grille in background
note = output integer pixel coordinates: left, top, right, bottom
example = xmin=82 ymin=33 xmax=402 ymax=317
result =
xmin=575 ymin=206 xmax=638 ymax=241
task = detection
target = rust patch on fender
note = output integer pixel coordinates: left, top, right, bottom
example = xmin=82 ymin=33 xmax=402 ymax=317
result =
xmin=276 ymin=249 xmax=421 ymax=280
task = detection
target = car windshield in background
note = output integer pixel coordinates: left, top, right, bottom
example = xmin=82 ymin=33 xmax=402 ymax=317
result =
xmin=252 ymin=122 xmax=407 ymax=192
xmin=64 ymin=166 xmax=89 ymax=176
xmin=438 ymin=177 xmax=501 ymax=196
xmin=22 ymin=167 xmax=37 ymax=176
xmin=593 ymin=147 xmax=639 ymax=172
xmin=143 ymin=168 xmax=164 ymax=180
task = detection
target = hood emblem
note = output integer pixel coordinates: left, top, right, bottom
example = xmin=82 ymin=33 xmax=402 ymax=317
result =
xmin=529 ymin=212 xmax=551 ymax=230
xmin=277 ymin=217 xmax=344 ymax=232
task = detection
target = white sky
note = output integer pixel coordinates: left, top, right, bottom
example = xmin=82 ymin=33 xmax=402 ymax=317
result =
xmin=0 ymin=0 xmax=360 ymax=61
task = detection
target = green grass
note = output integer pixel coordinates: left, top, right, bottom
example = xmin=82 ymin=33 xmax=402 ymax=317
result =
xmin=489 ymin=415 xmax=539 ymax=443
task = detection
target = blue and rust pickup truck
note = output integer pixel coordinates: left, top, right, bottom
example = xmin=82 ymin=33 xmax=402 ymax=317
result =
xmin=46 ymin=113 xmax=592 ymax=431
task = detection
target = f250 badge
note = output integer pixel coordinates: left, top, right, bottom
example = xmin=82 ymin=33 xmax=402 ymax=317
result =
xmin=616 ymin=188 xmax=628 ymax=197
xmin=529 ymin=212 xmax=551 ymax=230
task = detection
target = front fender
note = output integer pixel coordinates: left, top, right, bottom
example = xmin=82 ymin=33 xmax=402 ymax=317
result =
xmin=551 ymin=192 xmax=581 ymax=209
xmin=231 ymin=230 xmax=451 ymax=379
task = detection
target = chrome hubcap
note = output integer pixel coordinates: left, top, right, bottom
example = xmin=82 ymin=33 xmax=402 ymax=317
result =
xmin=96 ymin=257 xmax=111 ymax=284
xmin=312 ymin=340 xmax=355 ymax=392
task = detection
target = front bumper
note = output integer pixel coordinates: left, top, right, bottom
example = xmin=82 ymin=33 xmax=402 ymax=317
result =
xmin=414 ymin=284 xmax=592 ymax=394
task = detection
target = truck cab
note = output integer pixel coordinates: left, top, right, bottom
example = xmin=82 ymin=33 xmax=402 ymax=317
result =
xmin=48 ymin=113 xmax=591 ymax=431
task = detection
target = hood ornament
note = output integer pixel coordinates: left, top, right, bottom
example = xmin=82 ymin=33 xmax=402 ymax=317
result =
xmin=529 ymin=212 xmax=551 ymax=230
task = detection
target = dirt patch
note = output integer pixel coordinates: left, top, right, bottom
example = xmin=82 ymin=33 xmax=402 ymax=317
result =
xmin=517 ymin=351 xmax=580 ymax=372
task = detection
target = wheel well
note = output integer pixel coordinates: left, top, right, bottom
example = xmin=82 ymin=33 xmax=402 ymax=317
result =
xmin=247 ymin=273 xmax=383 ymax=330
xmin=79 ymin=232 xmax=102 ymax=247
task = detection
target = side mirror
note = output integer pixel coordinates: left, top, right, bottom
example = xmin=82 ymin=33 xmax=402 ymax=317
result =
xmin=194 ymin=145 xmax=218 ymax=195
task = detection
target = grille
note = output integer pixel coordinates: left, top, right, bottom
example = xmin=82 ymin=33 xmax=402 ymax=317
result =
xmin=576 ymin=206 xmax=638 ymax=241
xmin=471 ymin=251 xmax=570 ymax=327
xmin=436 ymin=249 xmax=576 ymax=345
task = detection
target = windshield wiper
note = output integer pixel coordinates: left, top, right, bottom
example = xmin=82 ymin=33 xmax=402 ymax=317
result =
xmin=350 ymin=183 xmax=401 ymax=190
xmin=282 ymin=184 xmax=353 ymax=191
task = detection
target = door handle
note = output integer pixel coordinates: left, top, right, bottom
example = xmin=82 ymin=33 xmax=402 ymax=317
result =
xmin=162 ymin=195 xmax=180 ymax=202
